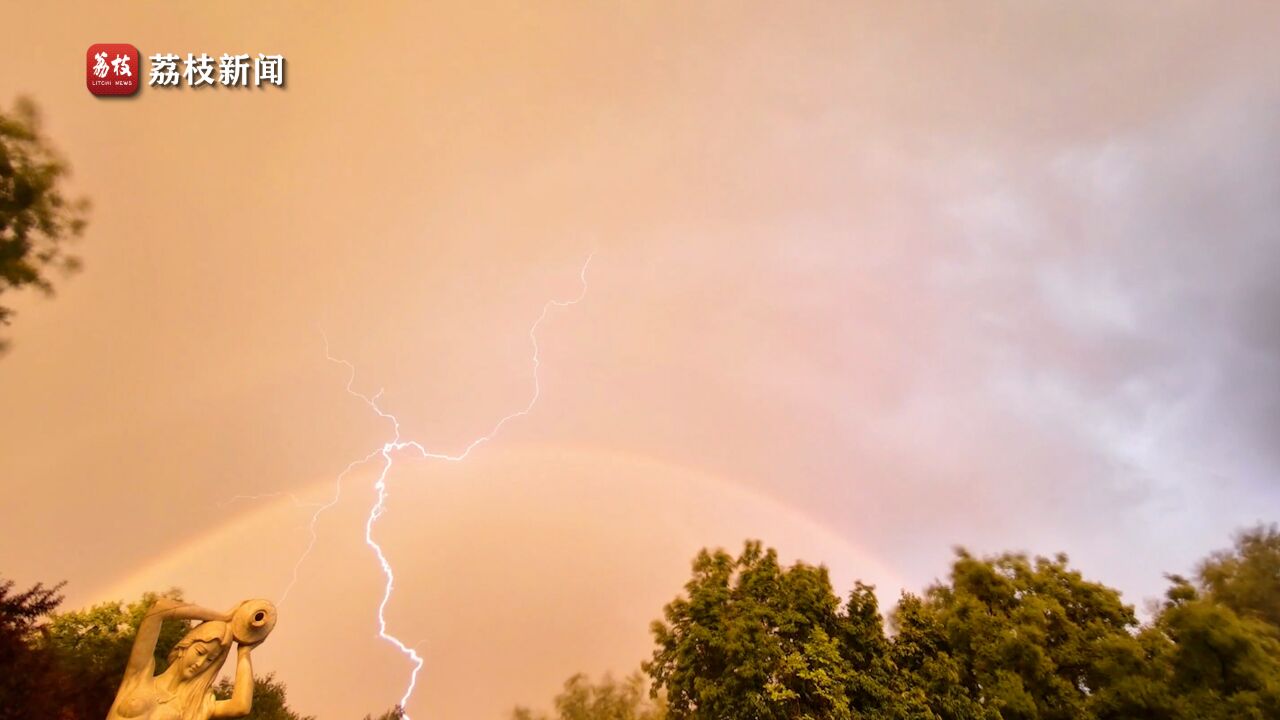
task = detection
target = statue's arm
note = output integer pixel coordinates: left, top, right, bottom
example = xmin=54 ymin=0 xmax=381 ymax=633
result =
xmin=125 ymin=598 xmax=232 ymax=677
xmin=211 ymin=645 xmax=254 ymax=718
xmin=123 ymin=598 xmax=172 ymax=677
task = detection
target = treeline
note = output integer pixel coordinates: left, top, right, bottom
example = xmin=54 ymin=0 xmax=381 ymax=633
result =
xmin=516 ymin=524 xmax=1280 ymax=720
xmin=3 ymin=525 xmax=1278 ymax=719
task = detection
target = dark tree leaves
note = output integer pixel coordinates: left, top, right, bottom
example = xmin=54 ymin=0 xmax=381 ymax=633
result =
xmin=0 ymin=97 xmax=90 ymax=352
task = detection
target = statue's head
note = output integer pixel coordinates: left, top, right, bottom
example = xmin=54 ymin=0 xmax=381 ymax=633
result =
xmin=168 ymin=620 xmax=232 ymax=681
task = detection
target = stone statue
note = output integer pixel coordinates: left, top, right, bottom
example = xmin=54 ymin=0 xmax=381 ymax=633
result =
xmin=106 ymin=596 xmax=278 ymax=720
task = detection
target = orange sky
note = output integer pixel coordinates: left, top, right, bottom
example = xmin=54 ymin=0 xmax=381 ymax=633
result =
xmin=3 ymin=3 xmax=1280 ymax=718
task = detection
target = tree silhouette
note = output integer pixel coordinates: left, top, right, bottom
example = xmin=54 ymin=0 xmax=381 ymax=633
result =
xmin=0 ymin=577 xmax=65 ymax=720
xmin=0 ymin=96 xmax=90 ymax=353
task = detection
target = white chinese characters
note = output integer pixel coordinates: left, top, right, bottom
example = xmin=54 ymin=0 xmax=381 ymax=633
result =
xmin=184 ymin=53 xmax=216 ymax=87
xmin=255 ymin=54 xmax=285 ymax=87
xmin=149 ymin=54 xmax=180 ymax=86
xmin=219 ymin=54 xmax=250 ymax=87
xmin=148 ymin=52 xmax=285 ymax=88
xmin=111 ymin=54 xmax=132 ymax=77
xmin=94 ymin=52 xmax=132 ymax=80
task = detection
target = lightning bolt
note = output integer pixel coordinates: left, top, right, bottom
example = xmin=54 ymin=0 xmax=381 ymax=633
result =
xmin=276 ymin=256 xmax=592 ymax=718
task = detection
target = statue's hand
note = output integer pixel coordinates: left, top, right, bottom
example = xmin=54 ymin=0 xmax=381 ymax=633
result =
xmin=151 ymin=596 xmax=186 ymax=616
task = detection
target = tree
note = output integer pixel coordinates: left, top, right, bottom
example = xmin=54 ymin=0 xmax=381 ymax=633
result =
xmin=889 ymin=592 xmax=987 ymax=720
xmin=533 ymin=531 xmax=1280 ymax=720
xmin=837 ymin=582 xmax=929 ymax=719
xmin=514 ymin=672 xmax=666 ymax=720
xmin=214 ymin=672 xmax=316 ymax=720
xmin=0 ymin=577 xmax=65 ymax=720
xmin=0 ymin=97 xmax=89 ymax=352
xmin=1153 ymin=575 xmax=1280 ymax=719
xmin=645 ymin=541 xmax=856 ymax=720
xmin=892 ymin=549 xmax=1161 ymax=720
xmin=36 ymin=590 xmax=193 ymax=719
xmin=1197 ymin=523 xmax=1280 ymax=630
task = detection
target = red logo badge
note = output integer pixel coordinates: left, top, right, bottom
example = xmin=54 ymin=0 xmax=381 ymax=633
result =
xmin=86 ymin=44 xmax=140 ymax=96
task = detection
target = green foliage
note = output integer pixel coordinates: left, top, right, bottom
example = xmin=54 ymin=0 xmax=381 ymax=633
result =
xmin=215 ymin=672 xmax=317 ymax=720
xmin=645 ymin=538 xmax=1280 ymax=720
xmin=838 ymin=582 xmax=929 ymax=719
xmin=7 ymin=525 xmax=1280 ymax=719
xmin=0 ymin=97 xmax=89 ymax=351
xmin=1197 ymin=523 xmax=1280 ymax=630
xmin=898 ymin=550 xmax=1148 ymax=720
xmin=1155 ymin=577 xmax=1280 ymax=719
xmin=35 ymin=590 xmax=192 ymax=719
xmin=645 ymin=540 xmax=859 ymax=720
xmin=514 ymin=672 xmax=666 ymax=720
xmin=890 ymin=592 xmax=987 ymax=719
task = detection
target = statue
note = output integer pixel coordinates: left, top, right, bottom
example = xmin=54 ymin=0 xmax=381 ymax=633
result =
xmin=106 ymin=596 xmax=278 ymax=720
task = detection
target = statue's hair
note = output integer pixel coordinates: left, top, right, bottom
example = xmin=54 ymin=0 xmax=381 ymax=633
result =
xmin=166 ymin=620 xmax=233 ymax=719
xmin=167 ymin=619 xmax=232 ymax=664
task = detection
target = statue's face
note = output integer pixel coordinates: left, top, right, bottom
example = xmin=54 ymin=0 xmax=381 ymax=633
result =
xmin=179 ymin=640 xmax=219 ymax=678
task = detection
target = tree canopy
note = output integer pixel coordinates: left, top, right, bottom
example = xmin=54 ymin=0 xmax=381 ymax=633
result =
xmin=5 ymin=523 xmax=1280 ymax=718
xmin=643 ymin=534 xmax=1280 ymax=720
xmin=0 ymin=577 xmax=65 ymax=720
xmin=215 ymin=672 xmax=317 ymax=720
xmin=0 ymin=96 xmax=89 ymax=352
xmin=513 ymin=672 xmax=666 ymax=720
xmin=1197 ymin=523 xmax=1280 ymax=630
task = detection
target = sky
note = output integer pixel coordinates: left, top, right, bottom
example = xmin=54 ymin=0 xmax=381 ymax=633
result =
xmin=2 ymin=2 xmax=1279 ymax=718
